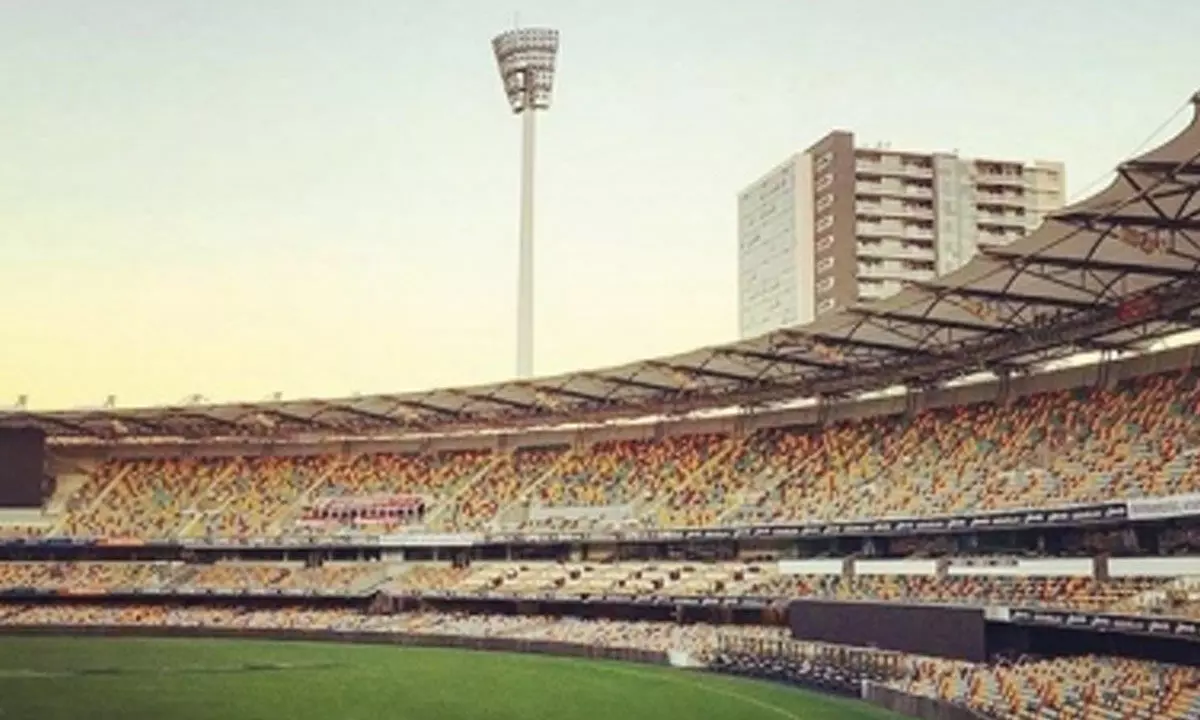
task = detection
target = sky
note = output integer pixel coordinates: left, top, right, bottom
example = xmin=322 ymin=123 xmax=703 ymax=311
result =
xmin=2 ymin=0 xmax=1198 ymax=410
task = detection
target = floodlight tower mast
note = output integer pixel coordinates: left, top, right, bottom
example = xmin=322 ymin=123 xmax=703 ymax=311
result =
xmin=492 ymin=27 xmax=559 ymax=379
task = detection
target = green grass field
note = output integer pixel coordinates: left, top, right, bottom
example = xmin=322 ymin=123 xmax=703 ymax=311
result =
xmin=0 ymin=636 xmax=906 ymax=720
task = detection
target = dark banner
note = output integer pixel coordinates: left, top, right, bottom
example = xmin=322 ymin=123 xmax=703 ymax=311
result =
xmin=1007 ymin=608 xmax=1199 ymax=642
xmin=789 ymin=600 xmax=988 ymax=662
xmin=0 ymin=427 xmax=46 ymax=508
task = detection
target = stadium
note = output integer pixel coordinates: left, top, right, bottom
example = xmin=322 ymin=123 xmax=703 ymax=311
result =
xmin=4 ymin=10 xmax=1200 ymax=718
xmin=0 ymin=89 xmax=1197 ymax=718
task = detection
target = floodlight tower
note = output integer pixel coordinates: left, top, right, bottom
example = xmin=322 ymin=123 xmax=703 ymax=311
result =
xmin=492 ymin=27 xmax=559 ymax=379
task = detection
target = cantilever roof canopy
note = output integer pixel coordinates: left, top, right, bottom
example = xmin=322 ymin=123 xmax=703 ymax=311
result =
xmin=6 ymin=92 xmax=1200 ymax=442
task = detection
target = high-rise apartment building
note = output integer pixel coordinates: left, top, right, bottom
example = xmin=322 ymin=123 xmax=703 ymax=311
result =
xmin=737 ymin=131 xmax=1065 ymax=339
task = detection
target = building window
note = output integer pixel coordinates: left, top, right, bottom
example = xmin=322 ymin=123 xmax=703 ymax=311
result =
xmin=817 ymin=298 xmax=836 ymax=314
xmin=816 ymin=256 xmax=835 ymax=273
xmin=817 ymin=276 xmax=835 ymax=293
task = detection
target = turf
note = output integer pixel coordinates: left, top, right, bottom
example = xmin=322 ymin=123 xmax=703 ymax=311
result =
xmin=0 ymin=636 xmax=907 ymax=720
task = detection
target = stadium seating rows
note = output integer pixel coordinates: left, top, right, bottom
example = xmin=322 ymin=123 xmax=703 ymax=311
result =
xmin=759 ymin=574 xmax=1174 ymax=613
xmin=897 ymin=654 xmax=1200 ymax=720
xmin=21 ymin=368 xmax=1200 ymax=540
xmin=2 ymin=560 xmax=1198 ymax=620
xmin=0 ymin=561 xmax=386 ymax=595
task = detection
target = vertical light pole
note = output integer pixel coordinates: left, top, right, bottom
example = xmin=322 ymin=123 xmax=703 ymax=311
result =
xmin=492 ymin=27 xmax=559 ymax=379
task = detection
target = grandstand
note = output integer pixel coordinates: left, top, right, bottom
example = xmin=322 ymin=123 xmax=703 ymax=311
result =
xmin=6 ymin=352 xmax=1199 ymax=542
xmin=0 ymin=91 xmax=1198 ymax=720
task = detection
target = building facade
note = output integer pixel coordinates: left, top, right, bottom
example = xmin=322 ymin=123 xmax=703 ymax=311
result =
xmin=737 ymin=132 xmax=1065 ymax=339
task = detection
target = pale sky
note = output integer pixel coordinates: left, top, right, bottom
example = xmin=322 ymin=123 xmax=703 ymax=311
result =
xmin=2 ymin=0 xmax=1198 ymax=410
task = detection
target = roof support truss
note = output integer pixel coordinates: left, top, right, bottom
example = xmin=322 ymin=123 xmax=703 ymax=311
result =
xmin=392 ymin=399 xmax=460 ymax=418
xmin=179 ymin=411 xmax=246 ymax=433
xmin=90 ymin=414 xmax=175 ymax=436
xmin=21 ymin=414 xmax=99 ymax=437
xmin=650 ymin=361 xmax=763 ymax=386
xmin=986 ymin=250 xmax=1199 ymax=282
xmin=531 ymin=385 xmax=613 ymax=405
xmin=924 ymin=284 xmax=1096 ymax=313
xmin=784 ymin=328 xmax=944 ymax=361
xmin=249 ymin=407 xmax=344 ymax=432
xmin=848 ymin=308 xmax=1004 ymax=336
xmin=716 ymin=348 xmax=841 ymax=372
xmin=311 ymin=402 xmax=408 ymax=428
xmin=588 ymin=373 xmax=682 ymax=395
xmin=458 ymin=392 xmax=539 ymax=413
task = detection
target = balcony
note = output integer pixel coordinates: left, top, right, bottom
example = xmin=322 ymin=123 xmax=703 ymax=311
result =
xmin=863 ymin=201 xmax=934 ymax=220
xmin=855 ymin=178 xmax=934 ymax=199
xmin=857 ymin=265 xmax=893 ymax=280
xmin=902 ymin=225 xmax=936 ymax=240
xmin=857 ymin=240 xmax=936 ymax=262
xmin=856 ymin=160 xmax=934 ymax=179
xmin=899 ymin=163 xmax=934 ymax=179
xmin=857 ymin=262 xmax=936 ymax=282
xmin=856 ymin=220 xmax=905 ymax=238
xmin=855 ymin=179 xmax=898 ymax=195
xmin=974 ymin=172 xmax=1026 ymax=188
xmin=977 ymin=211 xmax=1026 ymax=227
xmin=976 ymin=191 xmax=1027 ymax=208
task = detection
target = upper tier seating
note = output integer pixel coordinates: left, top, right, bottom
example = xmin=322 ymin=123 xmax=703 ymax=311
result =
xmin=526 ymin=433 xmax=749 ymax=529
xmin=36 ymin=367 xmax=1200 ymax=539
xmin=732 ymin=370 xmax=1200 ymax=524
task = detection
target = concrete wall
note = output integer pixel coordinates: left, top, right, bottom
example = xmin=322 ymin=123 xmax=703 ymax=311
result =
xmin=863 ymin=682 xmax=994 ymax=720
xmin=0 ymin=624 xmax=669 ymax=665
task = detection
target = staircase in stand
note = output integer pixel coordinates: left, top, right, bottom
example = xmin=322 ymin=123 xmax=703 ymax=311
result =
xmin=264 ymin=460 xmax=350 ymax=537
xmin=420 ymin=454 xmax=506 ymax=531
xmin=176 ymin=462 xmax=248 ymax=538
xmin=48 ymin=462 xmax=133 ymax=536
xmin=639 ymin=439 xmax=742 ymax=528
xmin=715 ymin=468 xmax=790 ymax=525
xmin=715 ymin=448 xmax=828 ymax=526
xmin=490 ymin=451 xmax=578 ymax=530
